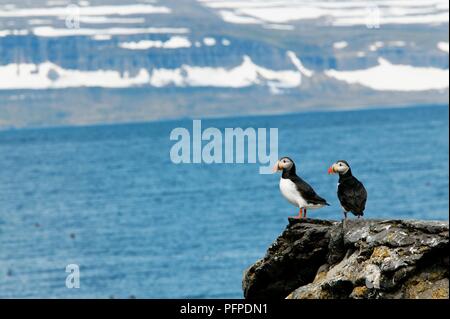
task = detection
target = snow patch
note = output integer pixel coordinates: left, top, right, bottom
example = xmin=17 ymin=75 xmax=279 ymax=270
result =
xmin=369 ymin=41 xmax=384 ymax=51
xmin=91 ymin=34 xmax=112 ymax=41
xmin=219 ymin=10 xmax=261 ymax=24
xmin=32 ymin=26 xmax=189 ymax=37
xmin=150 ymin=55 xmax=301 ymax=92
xmin=119 ymin=36 xmax=192 ymax=49
xmin=0 ymin=30 xmax=29 ymax=37
xmin=287 ymin=51 xmax=313 ymax=77
xmin=333 ymin=41 xmax=348 ymax=49
xmin=325 ymin=58 xmax=449 ymax=91
xmin=203 ymin=37 xmax=216 ymax=46
xmin=199 ymin=0 xmax=449 ymax=27
xmin=0 ymin=62 xmax=150 ymax=89
xmin=0 ymin=57 xmax=302 ymax=93
xmin=0 ymin=4 xmax=171 ymax=17
xmin=437 ymin=42 xmax=449 ymax=53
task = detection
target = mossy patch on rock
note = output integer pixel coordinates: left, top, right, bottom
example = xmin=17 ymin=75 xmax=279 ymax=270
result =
xmin=371 ymin=246 xmax=390 ymax=259
xmin=350 ymin=286 xmax=369 ymax=299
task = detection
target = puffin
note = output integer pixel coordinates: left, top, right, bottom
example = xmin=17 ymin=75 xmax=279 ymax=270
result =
xmin=328 ymin=160 xmax=367 ymax=219
xmin=273 ymin=157 xmax=329 ymax=218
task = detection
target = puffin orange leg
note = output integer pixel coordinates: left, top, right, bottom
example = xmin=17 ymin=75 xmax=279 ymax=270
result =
xmin=304 ymin=209 xmax=307 ymax=218
xmin=298 ymin=208 xmax=303 ymax=218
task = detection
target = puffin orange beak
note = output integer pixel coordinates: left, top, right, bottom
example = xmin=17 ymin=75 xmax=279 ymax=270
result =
xmin=273 ymin=161 xmax=281 ymax=173
xmin=328 ymin=166 xmax=335 ymax=174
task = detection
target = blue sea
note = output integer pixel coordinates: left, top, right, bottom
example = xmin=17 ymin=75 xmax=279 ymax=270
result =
xmin=0 ymin=104 xmax=448 ymax=298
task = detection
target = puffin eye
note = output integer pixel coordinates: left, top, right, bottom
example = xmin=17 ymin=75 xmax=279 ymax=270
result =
xmin=339 ymin=163 xmax=342 ymax=166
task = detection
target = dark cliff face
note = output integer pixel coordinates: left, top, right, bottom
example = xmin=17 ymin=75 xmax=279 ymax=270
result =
xmin=243 ymin=218 xmax=449 ymax=299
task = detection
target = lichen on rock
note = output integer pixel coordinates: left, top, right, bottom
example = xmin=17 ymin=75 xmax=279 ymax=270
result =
xmin=243 ymin=218 xmax=449 ymax=299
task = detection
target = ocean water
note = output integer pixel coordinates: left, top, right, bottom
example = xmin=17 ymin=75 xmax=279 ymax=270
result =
xmin=0 ymin=104 xmax=448 ymax=298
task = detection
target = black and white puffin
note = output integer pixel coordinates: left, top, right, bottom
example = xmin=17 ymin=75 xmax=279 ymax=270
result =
xmin=328 ymin=160 xmax=367 ymax=219
xmin=273 ymin=157 xmax=329 ymax=218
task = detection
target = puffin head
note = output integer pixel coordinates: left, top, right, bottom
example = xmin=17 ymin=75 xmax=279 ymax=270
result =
xmin=273 ymin=157 xmax=295 ymax=173
xmin=328 ymin=160 xmax=351 ymax=175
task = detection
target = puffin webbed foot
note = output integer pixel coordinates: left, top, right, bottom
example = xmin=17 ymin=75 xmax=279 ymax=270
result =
xmin=293 ymin=208 xmax=303 ymax=219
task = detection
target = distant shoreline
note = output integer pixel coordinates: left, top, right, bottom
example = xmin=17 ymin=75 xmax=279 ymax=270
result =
xmin=0 ymin=103 xmax=448 ymax=133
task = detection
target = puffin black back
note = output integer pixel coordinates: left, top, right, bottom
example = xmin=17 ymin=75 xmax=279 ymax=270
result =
xmin=329 ymin=160 xmax=367 ymax=217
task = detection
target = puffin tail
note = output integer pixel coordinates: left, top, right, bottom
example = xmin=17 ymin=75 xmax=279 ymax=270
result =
xmin=317 ymin=197 xmax=330 ymax=206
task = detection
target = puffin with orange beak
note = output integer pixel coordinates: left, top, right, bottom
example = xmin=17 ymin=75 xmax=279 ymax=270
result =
xmin=273 ymin=157 xmax=329 ymax=218
xmin=328 ymin=160 xmax=367 ymax=219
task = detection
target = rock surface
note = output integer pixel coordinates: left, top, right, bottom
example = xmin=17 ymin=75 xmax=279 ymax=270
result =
xmin=243 ymin=218 xmax=449 ymax=299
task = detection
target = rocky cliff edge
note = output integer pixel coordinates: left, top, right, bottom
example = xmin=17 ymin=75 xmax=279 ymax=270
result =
xmin=243 ymin=218 xmax=448 ymax=299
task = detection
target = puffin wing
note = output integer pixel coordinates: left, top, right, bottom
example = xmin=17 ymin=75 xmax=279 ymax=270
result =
xmin=291 ymin=175 xmax=329 ymax=205
xmin=338 ymin=177 xmax=367 ymax=214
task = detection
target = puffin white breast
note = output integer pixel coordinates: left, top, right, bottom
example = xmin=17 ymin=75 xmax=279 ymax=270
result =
xmin=279 ymin=178 xmax=306 ymax=207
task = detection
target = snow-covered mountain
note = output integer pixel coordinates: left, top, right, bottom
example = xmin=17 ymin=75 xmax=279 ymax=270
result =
xmin=0 ymin=0 xmax=448 ymax=128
